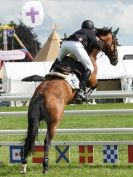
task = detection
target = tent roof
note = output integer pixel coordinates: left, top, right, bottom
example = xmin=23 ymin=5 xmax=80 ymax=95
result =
xmin=96 ymin=54 xmax=126 ymax=79
xmin=97 ymin=46 xmax=133 ymax=79
xmin=3 ymin=62 xmax=53 ymax=80
xmin=34 ymin=29 xmax=61 ymax=62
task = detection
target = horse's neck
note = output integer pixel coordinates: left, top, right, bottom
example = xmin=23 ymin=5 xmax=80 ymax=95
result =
xmin=90 ymin=48 xmax=99 ymax=60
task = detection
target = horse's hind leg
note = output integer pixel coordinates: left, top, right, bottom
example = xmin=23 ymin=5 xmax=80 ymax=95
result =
xmin=43 ymin=121 xmax=59 ymax=174
xmin=43 ymin=131 xmax=51 ymax=174
xmin=20 ymin=150 xmax=28 ymax=174
xmin=20 ymin=163 xmax=27 ymax=174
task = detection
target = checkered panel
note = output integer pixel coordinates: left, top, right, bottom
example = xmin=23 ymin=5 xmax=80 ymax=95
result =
xmin=103 ymin=145 xmax=119 ymax=163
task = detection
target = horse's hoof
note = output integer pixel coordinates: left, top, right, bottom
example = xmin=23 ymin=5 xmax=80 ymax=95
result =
xmin=20 ymin=171 xmax=26 ymax=174
xmin=42 ymin=169 xmax=48 ymax=174
xmin=20 ymin=164 xmax=27 ymax=174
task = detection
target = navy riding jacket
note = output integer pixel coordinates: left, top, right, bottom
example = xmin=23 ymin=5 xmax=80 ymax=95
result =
xmin=67 ymin=28 xmax=103 ymax=50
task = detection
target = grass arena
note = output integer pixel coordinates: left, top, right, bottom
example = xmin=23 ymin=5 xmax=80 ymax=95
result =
xmin=0 ymin=102 xmax=133 ymax=177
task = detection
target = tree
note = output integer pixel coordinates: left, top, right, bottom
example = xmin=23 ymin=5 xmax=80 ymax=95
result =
xmin=0 ymin=20 xmax=41 ymax=61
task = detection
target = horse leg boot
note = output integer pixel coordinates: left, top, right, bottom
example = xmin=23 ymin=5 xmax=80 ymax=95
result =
xmin=75 ymin=69 xmax=91 ymax=103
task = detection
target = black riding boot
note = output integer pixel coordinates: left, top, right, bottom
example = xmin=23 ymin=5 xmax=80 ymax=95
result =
xmin=74 ymin=69 xmax=91 ymax=104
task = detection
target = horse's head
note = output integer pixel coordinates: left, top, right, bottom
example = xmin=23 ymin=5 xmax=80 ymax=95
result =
xmin=96 ymin=27 xmax=119 ymax=66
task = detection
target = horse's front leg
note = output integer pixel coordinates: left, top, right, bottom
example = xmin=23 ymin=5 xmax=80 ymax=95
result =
xmin=88 ymin=72 xmax=98 ymax=89
xmin=85 ymin=72 xmax=97 ymax=101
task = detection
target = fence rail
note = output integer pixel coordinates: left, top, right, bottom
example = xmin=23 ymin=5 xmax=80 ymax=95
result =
xmin=1 ymin=140 xmax=133 ymax=146
xmin=0 ymin=90 xmax=133 ymax=101
xmin=0 ymin=128 xmax=133 ymax=135
xmin=0 ymin=109 xmax=133 ymax=117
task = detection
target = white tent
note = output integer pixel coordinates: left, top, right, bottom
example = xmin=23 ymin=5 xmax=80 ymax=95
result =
xmin=2 ymin=62 xmax=53 ymax=95
xmin=2 ymin=46 xmax=133 ymax=94
xmin=3 ymin=62 xmax=52 ymax=80
xmin=96 ymin=46 xmax=133 ymax=79
xmin=97 ymin=46 xmax=133 ymax=103
xmin=96 ymin=54 xmax=126 ymax=79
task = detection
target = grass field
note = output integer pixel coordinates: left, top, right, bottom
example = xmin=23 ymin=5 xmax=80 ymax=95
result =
xmin=0 ymin=103 xmax=133 ymax=177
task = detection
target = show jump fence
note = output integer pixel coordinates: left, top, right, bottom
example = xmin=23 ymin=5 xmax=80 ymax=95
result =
xmin=1 ymin=90 xmax=133 ymax=101
xmin=0 ymin=90 xmax=133 ymax=146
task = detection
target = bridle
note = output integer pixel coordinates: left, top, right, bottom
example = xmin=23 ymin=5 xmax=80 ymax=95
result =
xmin=99 ymin=33 xmax=118 ymax=65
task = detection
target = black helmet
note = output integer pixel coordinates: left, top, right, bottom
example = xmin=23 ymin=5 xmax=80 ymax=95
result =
xmin=81 ymin=20 xmax=94 ymax=29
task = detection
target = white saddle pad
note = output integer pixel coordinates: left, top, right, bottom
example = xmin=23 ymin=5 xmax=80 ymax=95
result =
xmin=65 ymin=73 xmax=80 ymax=89
xmin=48 ymin=71 xmax=80 ymax=89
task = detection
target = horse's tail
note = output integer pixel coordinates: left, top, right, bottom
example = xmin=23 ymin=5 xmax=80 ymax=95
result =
xmin=22 ymin=94 xmax=45 ymax=160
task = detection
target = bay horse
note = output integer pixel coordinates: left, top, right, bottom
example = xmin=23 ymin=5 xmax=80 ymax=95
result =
xmin=20 ymin=27 xmax=119 ymax=174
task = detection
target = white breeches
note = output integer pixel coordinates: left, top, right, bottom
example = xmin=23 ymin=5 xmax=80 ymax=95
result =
xmin=58 ymin=41 xmax=94 ymax=73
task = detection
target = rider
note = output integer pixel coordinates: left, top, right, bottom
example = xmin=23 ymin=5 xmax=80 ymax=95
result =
xmin=57 ymin=20 xmax=103 ymax=101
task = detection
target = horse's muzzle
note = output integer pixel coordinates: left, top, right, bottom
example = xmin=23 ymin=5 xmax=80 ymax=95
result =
xmin=110 ymin=57 xmax=118 ymax=66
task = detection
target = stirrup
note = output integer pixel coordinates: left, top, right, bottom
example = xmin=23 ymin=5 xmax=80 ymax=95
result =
xmin=74 ymin=89 xmax=87 ymax=104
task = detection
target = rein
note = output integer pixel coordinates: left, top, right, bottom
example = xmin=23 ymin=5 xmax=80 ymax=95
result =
xmin=96 ymin=51 xmax=104 ymax=59
xmin=99 ymin=35 xmax=117 ymax=58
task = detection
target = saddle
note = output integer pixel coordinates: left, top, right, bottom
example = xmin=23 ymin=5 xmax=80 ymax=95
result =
xmin=54 ymin=65 xmax=71 ymax=75
xmin=50 ymin=56 xmax=85 ymax=81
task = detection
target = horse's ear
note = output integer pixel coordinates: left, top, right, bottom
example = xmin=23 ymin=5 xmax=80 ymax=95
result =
xmin=109 ymin=27 xmax=112 ymax=31
xmin=113 ymin=27 xmax=119 ymax=36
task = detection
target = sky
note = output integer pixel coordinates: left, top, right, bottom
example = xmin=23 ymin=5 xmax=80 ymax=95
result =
xmin=0 ymin=0 xmax=133 ymax=46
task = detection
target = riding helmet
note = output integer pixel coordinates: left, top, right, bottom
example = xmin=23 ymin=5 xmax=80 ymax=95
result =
xmin=81 ymin=20 xmax=94 ymax=29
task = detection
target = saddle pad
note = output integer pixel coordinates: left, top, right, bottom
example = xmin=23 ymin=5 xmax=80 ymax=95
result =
xmin=65 ymin=73 xmax=80 ymax=89
xmin=48 ymin=71 xmax=80 ymax=89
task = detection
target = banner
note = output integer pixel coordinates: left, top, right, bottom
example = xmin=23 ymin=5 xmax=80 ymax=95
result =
xmin=128 ymin=145 xmax=133 ymax=163
xmin=103 ymin=145 xmax=119 ymax=163
xmin=32 ymin=146 xmax=44 ymax=163
xmin=21 ymin=1 xmax=44 ymax=27
xmin=55 ymin=145 xmax=70 ymax=163
xmin=79 ymin=145 xmax=94 ymax=164
xmin=0 ymin=50 xmax=25 ymax=60
xmin=10 ymin=145 xmax=23 ymax=163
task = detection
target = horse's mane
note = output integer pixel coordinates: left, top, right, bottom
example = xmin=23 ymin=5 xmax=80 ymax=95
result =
xmin=96 ymin=27 xmax=112 ymax=37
